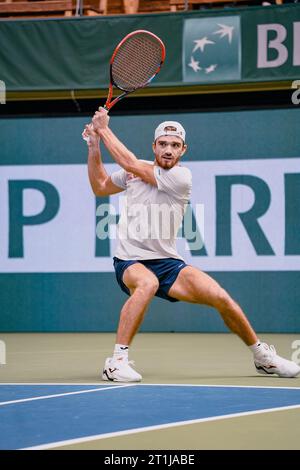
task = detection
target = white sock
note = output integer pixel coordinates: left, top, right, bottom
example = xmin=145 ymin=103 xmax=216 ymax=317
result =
xmin=249 ymin=340 xmax=262 ymax=356
xmin=113 ymin=344 xmax=129 ymax=361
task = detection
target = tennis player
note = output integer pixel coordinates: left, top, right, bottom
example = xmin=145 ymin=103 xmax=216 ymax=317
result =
xmin=84 ymin=108 xmax=300 ymax=381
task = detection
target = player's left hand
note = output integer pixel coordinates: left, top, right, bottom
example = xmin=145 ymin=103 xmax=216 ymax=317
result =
xmin=82 ymin=123 xmax=99 ymax=146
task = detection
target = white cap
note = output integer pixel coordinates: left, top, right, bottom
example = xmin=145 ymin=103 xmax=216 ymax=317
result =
xmin=154 ymin=121 xmax=186 ymax=143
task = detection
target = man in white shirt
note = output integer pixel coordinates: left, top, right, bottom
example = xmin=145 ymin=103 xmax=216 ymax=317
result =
xmin=84 ymin=108 xmax=300 ymax=382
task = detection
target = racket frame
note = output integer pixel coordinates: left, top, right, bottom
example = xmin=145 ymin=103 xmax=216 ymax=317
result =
xmin=104 ymin=29 xmax=166 ymax=111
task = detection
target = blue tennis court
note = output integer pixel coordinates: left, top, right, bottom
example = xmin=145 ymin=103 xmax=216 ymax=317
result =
xmin=1 ymin=383 xmax=300 ymax=449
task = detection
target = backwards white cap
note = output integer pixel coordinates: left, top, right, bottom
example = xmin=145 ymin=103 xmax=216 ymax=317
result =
xmin=154 ymin=121 xmax=186 ymax=143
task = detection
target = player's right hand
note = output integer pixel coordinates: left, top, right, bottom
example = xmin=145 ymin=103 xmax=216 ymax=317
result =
xmin=92 ymin=108 xmax=110 ymax=132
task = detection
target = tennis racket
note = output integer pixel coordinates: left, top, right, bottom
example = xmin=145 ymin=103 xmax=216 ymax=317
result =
xmin=83 ymin=30 xmax=166 ymax=141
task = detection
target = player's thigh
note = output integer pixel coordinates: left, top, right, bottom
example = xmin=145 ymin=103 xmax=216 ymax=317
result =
xmin=168 ymin=266 xmax=225 ymax=306
xmin=123 ymin=262 xmax=159 ymax=294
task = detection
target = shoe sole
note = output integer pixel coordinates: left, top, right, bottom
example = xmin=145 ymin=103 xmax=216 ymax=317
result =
xmin=255 ymin=363 xmax=300 ymax=378
xmin=255 ymin=364 xmax=276 ymax=375
xmin=102 ymin=369 xmax=141 ymax=383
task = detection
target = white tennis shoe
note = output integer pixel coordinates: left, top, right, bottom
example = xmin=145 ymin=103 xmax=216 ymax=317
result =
xmin=102 ymin=357 xmax=142 ymax=382
xmin=254 ymin=343 xmax=300 ymax=378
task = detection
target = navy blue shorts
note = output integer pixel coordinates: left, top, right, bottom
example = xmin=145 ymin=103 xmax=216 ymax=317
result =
xmin=113 ymin=257 xmax=188 ymax=303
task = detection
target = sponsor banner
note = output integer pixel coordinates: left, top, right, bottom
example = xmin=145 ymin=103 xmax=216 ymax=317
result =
xmin=183 ymin=6 xmax=300 ymax=84
xmin=0 ymin=159 xmax=299 ymax=273
xmin=183 ymin=16 xmax=241 ymax=83
xmin=242 ymin=4 xmax=300 ymax=81
xmin=1 ymin=5 xmax=300 ymax=92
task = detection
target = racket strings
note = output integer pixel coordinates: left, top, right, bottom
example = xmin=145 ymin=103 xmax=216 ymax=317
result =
xmin=112 ymin=34 xmax=163 ymax=92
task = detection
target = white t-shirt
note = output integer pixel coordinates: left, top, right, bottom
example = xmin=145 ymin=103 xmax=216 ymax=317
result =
xmin=111 ymin=160 xmax=192 ymax=261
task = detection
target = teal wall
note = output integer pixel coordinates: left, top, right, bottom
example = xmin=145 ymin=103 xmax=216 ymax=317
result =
xmin=0 ymin=107 xmax=299 ymax=332
xmin=1 ymin=108 xmax=300 ymax=165
xmin=0 ymin=272 xmax=299 ymax=333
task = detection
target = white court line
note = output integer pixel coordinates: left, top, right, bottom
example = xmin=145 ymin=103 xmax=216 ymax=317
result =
xmin=22 ymin=403 xmax=300 ymax=450
xmin=0 ymin=384 xmax=136 ymax=407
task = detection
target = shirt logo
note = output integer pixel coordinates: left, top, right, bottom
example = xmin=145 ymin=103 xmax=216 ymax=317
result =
xmin=126 ymin=173 xmax=141 ymax=182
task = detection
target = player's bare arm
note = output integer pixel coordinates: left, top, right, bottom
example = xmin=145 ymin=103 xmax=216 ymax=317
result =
xmin=92 ymin=109 xmax=158 ymax=186
xmin=85 ymin=123 xmax=125 ymax=197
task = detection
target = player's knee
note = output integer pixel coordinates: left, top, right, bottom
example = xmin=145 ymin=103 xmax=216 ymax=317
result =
xmin=213 ymin=288 xmax=233 ymax=310
xmin=136 ymin=278 xmax=159 ymax=298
